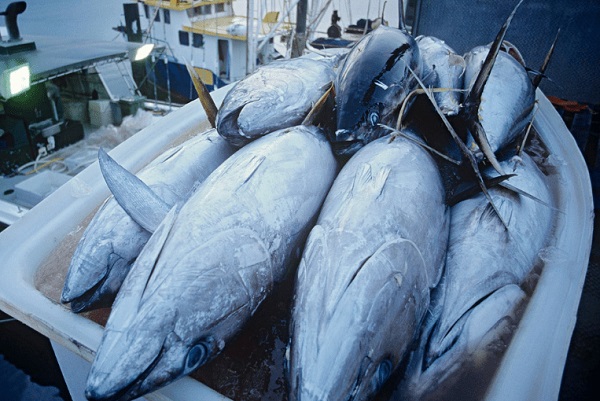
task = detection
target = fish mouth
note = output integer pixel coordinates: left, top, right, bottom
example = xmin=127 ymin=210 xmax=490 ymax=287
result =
xmin=331 ymin=129 xmax=364 ymax=157
xmin=216 ymin=105 xmax=248 ymax=147
xmin=86 ymin=343 xmax=166 ymax=401
xmin=61 ymin=253 xmax=128 ymax=312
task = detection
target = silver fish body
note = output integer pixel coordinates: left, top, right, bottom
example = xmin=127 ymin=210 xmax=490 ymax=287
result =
xmin=61 ymin=129 xmax=234 ymax=312
xmin=333 ymin=26 xmax=421 ymax=156
xmin=288 ymin=132 xmax=449 ymax=401
xmin=416 ymin=35 xmax=465 ymax=116
xmin=399 ymin=153 xmax=554 ymax=400
xmin=216 ymin=57 xmax=337 ymax=147
xmin=85 ymin=125 xmax=338 ymax=401
xmin=463 ymin=45 xmax=535 ymax=155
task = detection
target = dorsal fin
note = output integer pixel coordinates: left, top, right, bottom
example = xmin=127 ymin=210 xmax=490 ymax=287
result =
xmin=532 ymin=28 xmax=560 ymax=89
xmin=185 ymin=60 xmax=218 ymax=128
xmin=302 ymin=82 xmax=334 ymax=126
xmin=407 ymin=65 xmax=510 ymax=230
xmin=464 ymin=0 xmax=523 ymax=109
xmin=98 ymin=148 xmax=171 ymax=233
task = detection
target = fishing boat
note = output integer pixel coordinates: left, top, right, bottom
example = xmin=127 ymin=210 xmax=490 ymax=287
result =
xmin=119 ymin=0 xmax=294 ymax=104
xmin=0 ymin=1 xmax=154 ymax=227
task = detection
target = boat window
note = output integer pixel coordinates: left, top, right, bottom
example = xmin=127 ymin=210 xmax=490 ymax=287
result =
xmin=215 ymin=3 xmax=225 ymax=13
xmin=143 ymin=4 xmax=149 ymax=18
xmin=179 ymin=30 xmax=189 ymax=46
xmin=193 ymin=5 xmax=211 ymax=17
xmin=154 ymin=8 xmax=160 ymax=22
xmin=192 ymin=33 xmax=204 ymax=48
xmin=163 ymin=9 xmax=170 ymax=24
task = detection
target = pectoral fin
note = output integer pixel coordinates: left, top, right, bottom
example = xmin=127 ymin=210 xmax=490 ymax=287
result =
xmin=98 ymin=148 xmax=171 ymax=233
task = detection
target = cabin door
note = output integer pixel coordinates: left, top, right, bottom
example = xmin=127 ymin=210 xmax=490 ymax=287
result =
xmin=218 ymin=39 xmax=229 ymax=80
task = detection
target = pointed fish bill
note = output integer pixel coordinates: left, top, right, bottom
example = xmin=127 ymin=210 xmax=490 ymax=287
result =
xmin=62 ymin=129 xmax=234 ymax=312
xmin=216 ymin=57 xmax=337 ymax=147
xmin=86 ymin=125 xmax=338 ymax=401
xmin=289 ymin=133 xmax=449 ymax=401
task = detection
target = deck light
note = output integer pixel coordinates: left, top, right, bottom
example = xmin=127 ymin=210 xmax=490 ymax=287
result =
xmin=133 ymin=43 xmax=154 ymax=61
xmin=0 ymin=62 xmax=30 ymax=99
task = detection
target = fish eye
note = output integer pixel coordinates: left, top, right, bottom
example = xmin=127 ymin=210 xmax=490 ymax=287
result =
xmin=376 ymin=359 xmax=393 ymax=385
xmin=368 ymin=111 xmax=380 ymax=126
xmin=186 ymin=343 xmax=208 ymax=371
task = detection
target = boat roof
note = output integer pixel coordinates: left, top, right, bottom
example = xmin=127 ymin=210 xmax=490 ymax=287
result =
xmin=140 ymin=0 xmax=232 ymax=11
xmin=184 ymin=15 xmax=292 ymax=41
xmin=0 ymin=35 xmax=134 ymax=85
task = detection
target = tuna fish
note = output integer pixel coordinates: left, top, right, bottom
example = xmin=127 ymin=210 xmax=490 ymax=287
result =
xmin=61 ymin=129 xmax=234 ymax=312
xmin=288 ymin=132 xmax=449 ymax=401
xmin=463 ymin=44 xmax=535 ymax=157
xmin=85 ymin=125 xmax=338 ymax=401
xmin=416 ymin=35 xmax=465 ymax=116
xmin=216 ymin=57 xmax=337 ymax=147
xmin=398 ymin=153 xmax=555 ymax=400
xmin=332 ymin=25 xmax=421 ymax=156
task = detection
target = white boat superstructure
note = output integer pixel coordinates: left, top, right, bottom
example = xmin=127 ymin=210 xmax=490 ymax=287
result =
xmin=127 ymin=0 xmax=293 ymax=100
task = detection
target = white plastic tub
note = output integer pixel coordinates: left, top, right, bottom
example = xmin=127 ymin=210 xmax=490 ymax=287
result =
xmin=0 ymin=89 xmax=594 ymax=401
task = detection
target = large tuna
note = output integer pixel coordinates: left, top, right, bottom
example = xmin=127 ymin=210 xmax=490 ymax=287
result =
xmin=398 ymin=153 xmax=555 ymax=400
xmin=416 ymin=35 xmax=465 ymax=116
xmin=288 ymin=132 xmax=449 ymax=401
xmin=216 ymin=57 xmax=337 ymax=147
xmin=463 ymin=44 xmax=535 ymax=156
xmin=61 ymin=129 xmax=234 ymax=312
xmin=332 ymin=25 xmax=421 ymax=156
xmin=85 ymin=125 xmax=338 ymax=401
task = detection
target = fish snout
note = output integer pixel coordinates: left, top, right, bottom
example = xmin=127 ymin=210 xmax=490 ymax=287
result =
xmin=333 ymin=128 xmax=356 ymax=142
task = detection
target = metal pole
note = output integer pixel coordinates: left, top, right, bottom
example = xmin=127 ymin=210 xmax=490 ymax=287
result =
xmin=291 ymin=0 xmax=308 ymax=58
xmin=246 ymin=0 xmax=256 ymax=74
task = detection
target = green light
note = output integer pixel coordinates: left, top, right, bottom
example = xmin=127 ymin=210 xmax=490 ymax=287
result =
xmin=9 ymin=64 xmax=30 ymax=96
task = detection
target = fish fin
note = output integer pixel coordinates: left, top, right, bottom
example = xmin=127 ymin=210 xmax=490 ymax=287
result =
xmin=463 ymin=0 xmax=523 ymax=111
xmin=448 ymin=174 xmax=515 ymax=206
xmin=350 ymin=163 xmax=390 ymax=199
xmin=185 ymin=59 xmax=218 ymax=128
xmin=237 ymin=155 xmax=266 ymax=189
xmin=469 ymin=119 xmax=505 ymax=175
xmin=532 ymin=28 xmax=560 ymax=89
xmin=302 ymin=82 xmax=334 ymax=126
xmin=98 ymin=148 xmax=171 ymax=233
xmin=405 ymin=65 xmax=509 ymax=230
xmin=498 ymin=181 xmax=560 ymax=212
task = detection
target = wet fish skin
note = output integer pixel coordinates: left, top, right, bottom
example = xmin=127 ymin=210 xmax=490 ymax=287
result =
xmin=416 ymin=35 xmax=465 ymax=116
xmin=398 ymin=153 xmax=554 ymax=400
xmin=216 ymin=57 xmax=337 ymax=147
xmin=333 ymin=25 xmax=421 ymax=156
xmin=85 ymin=125 xmax=338 ymax=401
xmin=288 ymin=132 xmax=449 ymax=401
xmin=463 ymin=44 xmax=535 ymax=155
xmin=61 ymin=129 xmax=234 ymax=312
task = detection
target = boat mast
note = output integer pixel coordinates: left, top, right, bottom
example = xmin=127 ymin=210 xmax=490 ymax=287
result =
xmin=291 ymin=0 xmax=308 ymax=57
xmin=247 ymin=0 xmax=257 ymax=74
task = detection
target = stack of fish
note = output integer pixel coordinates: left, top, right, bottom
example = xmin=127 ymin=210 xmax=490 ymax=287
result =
xmin=61 ymin=1 xmax=559 ymax=400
